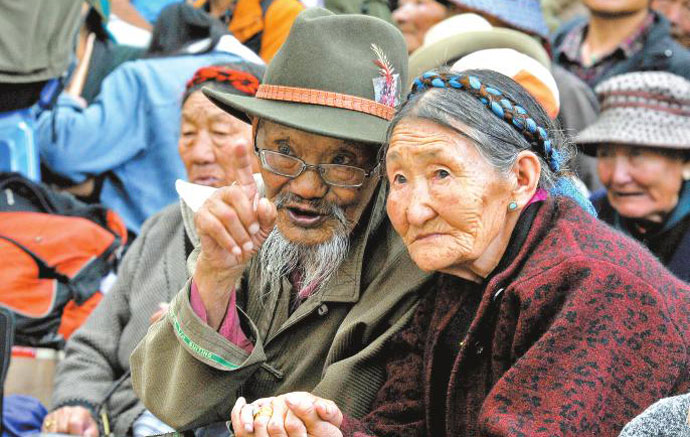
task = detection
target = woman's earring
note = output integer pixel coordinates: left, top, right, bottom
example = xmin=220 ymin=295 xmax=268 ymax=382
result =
xmin=508 ymin=201 xmax=518 ymax=211
xmin=683 ymin=167 xmax=690 ymax=181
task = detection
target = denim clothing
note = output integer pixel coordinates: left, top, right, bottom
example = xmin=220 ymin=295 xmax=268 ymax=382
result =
xmin=553 ymin=11 xmax=690 ymax=88
xmin=37 ymin=39 xmax=262 ymax=233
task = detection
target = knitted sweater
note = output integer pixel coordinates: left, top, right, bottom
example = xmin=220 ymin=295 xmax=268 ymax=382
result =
xmin=51 ymin=204 xmax=188 ymax=435
xmin=340 ymin=197 xmax=690 ymax=437
xmin=619 ymin=393 xmax=690 ymax=436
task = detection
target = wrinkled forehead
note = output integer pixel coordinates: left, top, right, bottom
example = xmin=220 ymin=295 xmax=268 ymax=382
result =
xmin=387 ymin=117 xmax=475 ymax=155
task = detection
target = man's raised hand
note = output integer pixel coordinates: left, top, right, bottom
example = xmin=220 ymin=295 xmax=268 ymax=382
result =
xmin=193 ymin=143 xmax=276 ymax=328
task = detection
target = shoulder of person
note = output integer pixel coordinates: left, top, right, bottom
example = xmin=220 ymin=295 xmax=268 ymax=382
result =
xmin=551 ymin=15 xmax=587 ymax=50
xmin=516 ymin=198 xmax=678 ymax=291
xmin=136 ymin=203 xmax=184 ymax=242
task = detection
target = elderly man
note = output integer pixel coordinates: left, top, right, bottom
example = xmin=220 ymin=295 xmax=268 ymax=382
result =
xmin=130 ymin=8 xmax=432 ymax=431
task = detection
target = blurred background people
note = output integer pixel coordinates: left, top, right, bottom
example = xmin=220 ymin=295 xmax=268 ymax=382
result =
xmin=553 ymin=0 xmax=690 ymax=87
xmin=192 ymin=0 xmax=304 ymax=62
xmin=400 ymin=0 xmax=602 ymax=191
xmin=392 ymin=0 xmax=458 ymax=53
xmin=577 ymin=71 xmax=690 ymax=282
xmin=652 ymin=0 xmax=690 ymax=46
xmin=41 ymin=63 xmax=263 ymax=437
xmin=36 ymin=4 xmax=263 ymax=237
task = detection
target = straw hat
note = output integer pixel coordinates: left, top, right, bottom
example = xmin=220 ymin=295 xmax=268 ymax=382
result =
xmin=408 ymin=13 xmax=551 ymax=86
xmin=576 ymin=71 xmax=690 ymax=156
xmin=203 ymin=7 xmax=408 ymax=146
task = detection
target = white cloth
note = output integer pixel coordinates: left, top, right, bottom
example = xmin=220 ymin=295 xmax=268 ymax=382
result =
xmin=132 ymin=409 xmax=175 ymax=436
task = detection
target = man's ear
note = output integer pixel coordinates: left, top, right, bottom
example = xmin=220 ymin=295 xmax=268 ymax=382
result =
xmin=251 ymin=117 xmax=260 ymax=140
xmin=510 ymin=150 xmax=541 ymax=208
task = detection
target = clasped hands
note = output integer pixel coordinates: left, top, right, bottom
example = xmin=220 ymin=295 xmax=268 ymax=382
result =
xmin=231 ymin=392 xmax=344 ymax=437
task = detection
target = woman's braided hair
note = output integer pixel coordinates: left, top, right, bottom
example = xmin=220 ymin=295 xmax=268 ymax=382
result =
xmin=410 ymin=71 xmax=561 ymax=173
xmin=388 ymin=68 xmax=597 ymax=216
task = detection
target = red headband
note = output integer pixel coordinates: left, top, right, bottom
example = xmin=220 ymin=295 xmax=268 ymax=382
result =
xmin=186 ymin=66 xmax=260 ymax=96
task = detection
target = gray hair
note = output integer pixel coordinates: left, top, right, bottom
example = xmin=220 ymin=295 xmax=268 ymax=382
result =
xmin=258 ymin=192 xmax=351 ymax=300
xmin=387 ymin=69 xmax=575 ymax=190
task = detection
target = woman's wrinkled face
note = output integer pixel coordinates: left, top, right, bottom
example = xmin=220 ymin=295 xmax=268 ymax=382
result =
xmin=179 ymin=91 xmax=255 ymax=187
xmin=597 ymin=144 xmax=689 ymax=222
xmin=386 ymin=118 xmax=513 ymax=273
xmin=393 ymin=0 xmax=450 ymax=53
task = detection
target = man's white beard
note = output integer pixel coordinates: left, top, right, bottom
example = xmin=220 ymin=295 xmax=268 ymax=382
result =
xmin=258 ymin=199 xmax=351 ymax=299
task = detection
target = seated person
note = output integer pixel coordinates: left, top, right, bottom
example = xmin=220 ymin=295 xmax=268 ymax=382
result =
xmin=130 ymin=8 xmax=435 ymax=431
xmin=231 ymin=69 xmax=690 ymax=436
xmin=576 ymin=71 xmax=690 ymax=282
xmin=37 ymin=4 xmax=263 ymax=236
xmin=40 ymin=62 xmax=263 ymax=437
xmin=193 ymin=0 xmax=304 ymax=63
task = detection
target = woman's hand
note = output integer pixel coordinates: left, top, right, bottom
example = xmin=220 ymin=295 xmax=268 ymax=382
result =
xmin=41 ymin=406 xmax=99 ymax=436
xmin=193 ymin=143 xmax=276 ymax=329
xmin=231 ymin=393 xmax=343 ymax=437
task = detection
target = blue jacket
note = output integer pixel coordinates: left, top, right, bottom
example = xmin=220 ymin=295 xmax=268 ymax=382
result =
xmin=38 ymin=47 xmax=258 ymax=233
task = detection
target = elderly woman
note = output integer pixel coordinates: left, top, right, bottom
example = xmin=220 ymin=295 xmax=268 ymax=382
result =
xmin=576 ymin=71 xmax=690 ymax=282
xmin=40 ymin=62 xmax=263 ymax=437
xmin=230 ymin=69 xmax=690 ymax=437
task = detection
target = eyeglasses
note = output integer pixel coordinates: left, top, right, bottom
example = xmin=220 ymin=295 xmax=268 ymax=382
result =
xmin=254 ymin=145 xmax=380 ymax=188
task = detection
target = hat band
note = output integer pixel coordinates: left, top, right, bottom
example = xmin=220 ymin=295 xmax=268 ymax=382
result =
xmin=255 ymin=84 xmax=395 ymax=121
xmin=601 ymin=90 xmax=690 ymax=116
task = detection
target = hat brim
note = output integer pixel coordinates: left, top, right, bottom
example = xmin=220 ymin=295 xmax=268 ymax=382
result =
xmin=575 ymin=108 xmax=690 ymax=156
xmin=203 ymin=87 xmax=390 ymax=146
xmin=408 ymin=28 xmax=551 ymax=88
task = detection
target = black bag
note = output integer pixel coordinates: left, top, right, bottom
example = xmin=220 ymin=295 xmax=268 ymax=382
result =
xmin=0 ymin=306 xmax=15 ymax=435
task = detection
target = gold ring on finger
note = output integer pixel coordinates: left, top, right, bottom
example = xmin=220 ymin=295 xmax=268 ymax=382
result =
xmin=253 ymin=405 xmax=273 ymax=420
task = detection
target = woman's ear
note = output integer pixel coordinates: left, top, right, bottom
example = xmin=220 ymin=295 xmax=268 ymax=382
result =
xmin=510 ymin=150 xmax=541 ymax=208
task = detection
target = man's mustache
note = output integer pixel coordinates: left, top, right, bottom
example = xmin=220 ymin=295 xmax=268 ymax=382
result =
xmin=273 ymin=192 xmax=349 ymax=226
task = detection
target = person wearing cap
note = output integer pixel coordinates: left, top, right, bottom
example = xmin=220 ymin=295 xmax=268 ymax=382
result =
xmin=576 ymin=71 xmax=690 ymax=282
xmin=230 ymin=68 xmax=690 ymax=437
xmin=553 ymin=0 xmax=690 ymax=88
xmin=41 ymin=63 xmax=264 ymax=437
xmin=130 ymin=8 xmax=434 ymax=431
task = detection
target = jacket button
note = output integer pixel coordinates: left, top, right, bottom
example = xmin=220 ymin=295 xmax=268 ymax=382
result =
xmin=492 ymin=288 xmax=505 ymax=302
xmin=474 ymin=342 xmax=484 ymax=355
xmin=665 ymin=49 xmax=673 ymax=57
xmin=317 ymin=304 xmax=329 ymax=316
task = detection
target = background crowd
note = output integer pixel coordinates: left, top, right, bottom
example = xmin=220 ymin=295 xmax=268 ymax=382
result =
xmin=0 ymin=0 xmax=689 ymax=436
